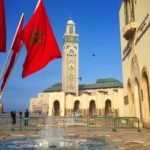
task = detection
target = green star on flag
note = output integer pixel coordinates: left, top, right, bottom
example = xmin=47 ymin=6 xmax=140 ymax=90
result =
xmin=30 ymin=28 xmax=43 ymax=46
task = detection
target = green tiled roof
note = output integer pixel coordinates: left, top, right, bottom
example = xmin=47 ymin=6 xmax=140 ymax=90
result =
xmin=96 ymin=78 xmax=119 ymax=83
xmin=44 ymin=83 xmax=62 ymax=92
xmin=52 ymin=83 xmax=62 ymax=87
xmin=43 ymin=78 xmax=123 ymax=92
xmin=80 ymin=78 xmax=123 ymax=90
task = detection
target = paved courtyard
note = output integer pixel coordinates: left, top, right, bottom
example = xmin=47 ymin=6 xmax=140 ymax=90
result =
xmin=0 ymin=128 xmax=150 ymax=150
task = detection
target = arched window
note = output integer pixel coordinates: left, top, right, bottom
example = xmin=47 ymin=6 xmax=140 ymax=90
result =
xmin=69 ymin=26 xmax=73 ymax=34
xmin=68 ymin=49 xmax=75 ymax=56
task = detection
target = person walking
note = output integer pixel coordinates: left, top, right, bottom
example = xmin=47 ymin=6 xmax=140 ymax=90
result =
xmin=13 ymin=111 xmax=16 ymax=124
xmin=10 ymin=111 xmax=13 ymax=122
xmin=19 ymin=111 xmax=22 ymax=118
xmin=19 ymin=111 xmax=22 ymax=130
xmin=10 ymin=111 xmax=16 ymax=131
xmin=24 ymin=109 xmax=29 ymax=126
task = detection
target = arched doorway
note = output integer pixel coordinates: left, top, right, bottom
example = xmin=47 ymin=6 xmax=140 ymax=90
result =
xmin=142 ymin=71 xmax=150 ymax=119
xmin=134 ymin=78 xmax=143 ymax=120
xmin=73 ymin=100 xmax=80 ymax=115
xmin=105 ymin=99 xmax=112 ymax=116
xmin=127 ymin=81 xmax=135 ymax=116
xmin=89 ymin=100 xmax=96 ymax=116
xmin=53 ymin=100 xmax=60 ymax=116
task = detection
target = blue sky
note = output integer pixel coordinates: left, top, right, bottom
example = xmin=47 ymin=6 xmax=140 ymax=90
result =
xmin=0 ymin=0 xmax=122 ymax=112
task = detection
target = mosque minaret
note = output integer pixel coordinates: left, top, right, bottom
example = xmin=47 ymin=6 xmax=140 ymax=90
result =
xmin=62 ymin=18 xmax=79 ymax=96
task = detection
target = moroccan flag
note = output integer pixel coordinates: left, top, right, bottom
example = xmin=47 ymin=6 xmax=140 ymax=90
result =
xmin=11 ymin=14 xmax=24 ymax=52
xmin=0 ymin=15 xmax=24 ymax=96
xmin=21 ymin=0 xmax=62 ymax=78
xmin=0 ymin=0 xmax=6 ymax=52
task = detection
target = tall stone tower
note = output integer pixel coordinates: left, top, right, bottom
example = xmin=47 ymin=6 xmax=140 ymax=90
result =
xmin=62 ymin=18 xmax=79 ymax=95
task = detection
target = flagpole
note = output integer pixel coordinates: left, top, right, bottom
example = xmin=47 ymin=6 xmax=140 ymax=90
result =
xmin=0 ymin=50 xmax=12 ymax=80
xmin=34 ymin=0 xmax=41 ymax=12
xmin=0 ymin=43 xmax=24 ymax=99
xmin=0 ymin=13 xmax=24 ymax=81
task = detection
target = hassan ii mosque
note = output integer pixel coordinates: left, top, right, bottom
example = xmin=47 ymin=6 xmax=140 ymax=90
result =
xmin=29 ymin=18 xmax=124 ymax=117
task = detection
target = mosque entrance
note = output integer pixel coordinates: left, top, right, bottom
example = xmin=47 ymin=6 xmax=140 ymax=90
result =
xmin=53 ymin=100 xmax=60 ymax=116
xmin=89 ymin=100 xmax=96 ymax=116
xmin=105 ymin=99 xmax=112 ymax=116
xmin=134 ymin=78 xmax=143 ymax=121
xmin=73 ymin=100 xmax=80 ymax=115
xmin=142 ymin=71 xmax=150 ymax=120
xmin=128 ymin=81 xmax=135 ymax=116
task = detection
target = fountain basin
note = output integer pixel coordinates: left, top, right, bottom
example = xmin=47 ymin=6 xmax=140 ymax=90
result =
xmin=0 ymin=136 xmax=122 ymax=150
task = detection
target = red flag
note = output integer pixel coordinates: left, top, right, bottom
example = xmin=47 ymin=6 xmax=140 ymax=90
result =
xmin=0 ymin=0 xmax=6 ymax=52
xmin=21 ymin=0 xmax=61 ymax=78
xmin=0 ymin=14 xmax=24 ymax=96
xmin=0 ymin=51 xmax=17 ymax=92
xmin=11 ymin=14 xmax=24 ymax=52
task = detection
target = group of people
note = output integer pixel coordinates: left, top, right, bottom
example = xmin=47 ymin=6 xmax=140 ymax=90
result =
xmin=10 ymin=109 xmax=29 ymax=126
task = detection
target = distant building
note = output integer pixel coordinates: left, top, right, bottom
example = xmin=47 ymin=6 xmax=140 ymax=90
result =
xmin=30 ymin=18 xmax=124 ymax=117
xmin=119 ymin=0 xmax=150 ymax=127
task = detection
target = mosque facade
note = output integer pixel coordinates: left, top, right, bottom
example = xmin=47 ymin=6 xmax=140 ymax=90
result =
xmin=30 ymin=18 xmax=124 ymax=117
xmin=119 ymin=0 xmax=150 ymax=127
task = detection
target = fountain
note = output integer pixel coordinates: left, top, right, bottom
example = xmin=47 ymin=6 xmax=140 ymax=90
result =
xmin=0 ymin=116 xmax=123 ymax=149
xmin=35 ymin=116 xmax=79 ymax=149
